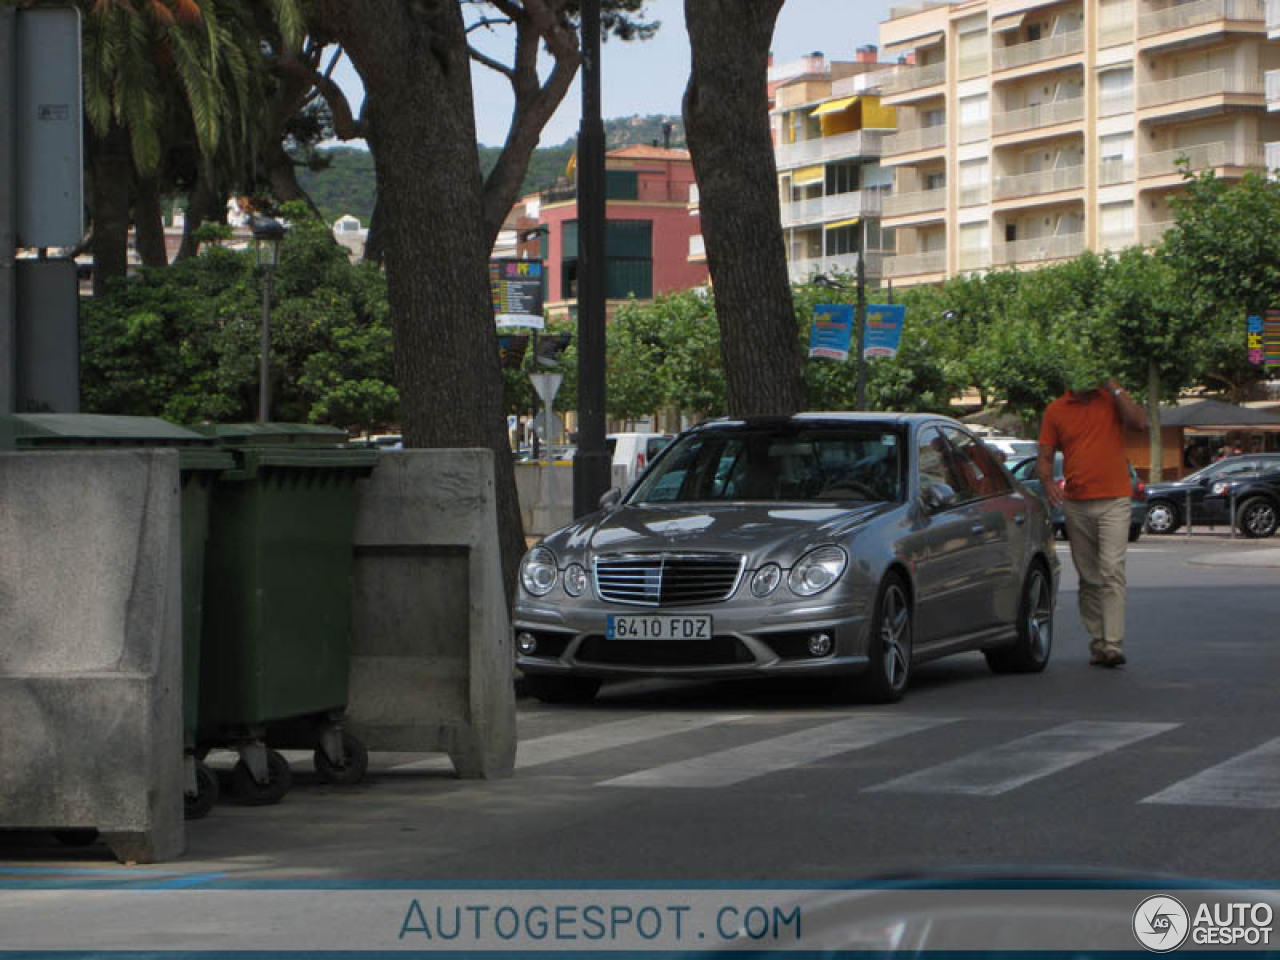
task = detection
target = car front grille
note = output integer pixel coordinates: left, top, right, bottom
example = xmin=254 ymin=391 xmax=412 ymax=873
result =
xmin=576 ymin=635 xmax=754 ymax=667
xmin=593 ymin=553 xmax=745 ymax=607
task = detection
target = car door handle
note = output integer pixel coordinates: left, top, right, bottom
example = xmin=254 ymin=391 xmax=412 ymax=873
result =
xmin=1014 ymin=513 xmax=1026 ymax=525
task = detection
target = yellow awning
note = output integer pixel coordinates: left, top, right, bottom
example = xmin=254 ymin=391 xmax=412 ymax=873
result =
xmin=826 ymin=217 xmax=861 ymax=230
xmin=992 ymin=11 xmax=1026 ymax=32
xmin=811 ymin=96 xmax=858 ymax=118
xmin=792 ymin=165 xmax=825 ymax=186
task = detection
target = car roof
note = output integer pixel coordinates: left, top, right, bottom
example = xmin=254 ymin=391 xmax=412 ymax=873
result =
xmin=693 ymin=412 xmax=958 ymax=432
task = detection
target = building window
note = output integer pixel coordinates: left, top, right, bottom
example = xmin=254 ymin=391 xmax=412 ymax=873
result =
xmin=561 ymin=219 xmax=653 ymax=300
xmin=825 ymin=162 xmax=862 ymax=196
xmin=605 ymin=170 xmax=639 ymax=201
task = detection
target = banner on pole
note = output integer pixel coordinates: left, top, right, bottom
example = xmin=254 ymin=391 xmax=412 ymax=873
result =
xmin=809 ymin=304 xmax=853 ymax=360
xmin=1250 ymin=311 xmax=1280 ymax=367
xmin=491 ymin=258 xmax=545 ymax=328
xmin=863 ymin=304 xmax=905 ymax=359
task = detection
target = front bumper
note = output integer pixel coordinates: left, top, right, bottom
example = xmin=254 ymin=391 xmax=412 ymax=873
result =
xmin=513 ymin=596 xmax=872 ymax=681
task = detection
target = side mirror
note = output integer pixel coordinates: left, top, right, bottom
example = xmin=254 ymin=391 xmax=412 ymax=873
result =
xmin=598 ymin=487 xmax=622 ymax=511
xmin=921 ymin=482 xmax=957 ymax=513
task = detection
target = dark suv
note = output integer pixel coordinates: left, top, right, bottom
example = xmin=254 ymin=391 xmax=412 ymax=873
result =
xmin=1143 ymin=454 xmax=1280 ymax=534
xmin=1201 ymin=466 xmax=1280 ymax=538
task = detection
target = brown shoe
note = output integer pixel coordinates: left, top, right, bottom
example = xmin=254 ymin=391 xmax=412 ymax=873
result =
xmin=1102 ymin=650 xmax=1127 ymax=668
xmin=1089 ymin=643 xmax=1107 ymax=666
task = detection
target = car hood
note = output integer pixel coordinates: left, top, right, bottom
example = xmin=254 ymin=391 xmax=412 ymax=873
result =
xmin=547 ymin=501 xmax=893 ymax=567
xmin=1146 ymin=480 xmax=1198 ymax=495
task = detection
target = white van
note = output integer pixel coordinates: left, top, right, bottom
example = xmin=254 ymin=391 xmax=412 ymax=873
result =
xmin=607 ymin=432 xmax=673 ymax=488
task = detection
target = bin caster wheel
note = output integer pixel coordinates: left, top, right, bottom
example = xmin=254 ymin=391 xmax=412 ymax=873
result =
xmin=314 ymin=731 xmax=369 ymax=786
xmin=230 ymin=748 xmax=292 ymax=806
xmin=52 ymin=828 xmax=99 ymax=848
xmin=185 ymin=759 xmax=220 ymax=820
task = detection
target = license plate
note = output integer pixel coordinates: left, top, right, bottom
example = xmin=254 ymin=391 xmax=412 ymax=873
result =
xmin=606 ymin=614 xmax=712 ymax=640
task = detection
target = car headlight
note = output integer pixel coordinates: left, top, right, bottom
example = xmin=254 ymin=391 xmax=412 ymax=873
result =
xmin=1211 ymin=482 xmax=1230 ymax=496
xmin=520 ymin=546 xmax=558 ymax=596
xmin=563 ymin=562 xmax=588 ymax=597
xmin=751 ymin=563 xmax=782 ymax=598
xmin=788 ymin=546 xmax=848 ymax=597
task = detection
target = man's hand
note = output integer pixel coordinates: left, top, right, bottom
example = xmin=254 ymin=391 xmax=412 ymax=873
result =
xmin=1104 ymin=378 xmax=1149 ymax=431
xmin=1036 ymin=447 xmax=1063 ymax=507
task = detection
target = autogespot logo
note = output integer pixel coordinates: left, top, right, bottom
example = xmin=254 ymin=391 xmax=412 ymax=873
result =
xmin=1133 ymin=895 xmax=1191 ymax=952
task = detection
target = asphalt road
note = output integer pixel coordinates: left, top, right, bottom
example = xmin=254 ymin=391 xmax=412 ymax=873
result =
xmin=4 ymin=534 xmax=1280 ymax=887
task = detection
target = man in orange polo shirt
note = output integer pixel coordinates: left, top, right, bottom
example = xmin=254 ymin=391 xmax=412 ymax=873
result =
xmin=1038 ymin=377 xmax=1148 ymax=668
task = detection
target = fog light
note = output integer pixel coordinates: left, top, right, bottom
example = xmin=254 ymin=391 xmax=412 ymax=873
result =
xmin=807 ymin=632 xmax=833 ymax=657
xmin=516 ymin=632 xmax=538 ymax=656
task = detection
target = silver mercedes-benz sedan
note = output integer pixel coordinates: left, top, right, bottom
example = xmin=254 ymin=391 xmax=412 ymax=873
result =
xmin=513 ymin=413 xmax=1059 ymax=704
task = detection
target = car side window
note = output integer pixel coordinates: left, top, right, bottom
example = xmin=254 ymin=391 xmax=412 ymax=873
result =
xmin=917 ymin=426 xmax=955 ymax=501
xmin=943 ymin=425 xmax=1013 ymax=499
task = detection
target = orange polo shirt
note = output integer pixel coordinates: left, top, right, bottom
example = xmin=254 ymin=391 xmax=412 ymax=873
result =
xmin=1038 ymin=389 xmax=1131 ymax=500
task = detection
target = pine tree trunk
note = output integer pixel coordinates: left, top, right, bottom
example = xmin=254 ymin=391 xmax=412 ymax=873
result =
xmin=317 ymin=0 xmax=525 ymax=597
xmin=89 ymin=121 xmax=132 ymax=296
xmin=683 ymin=0 xmax=803 ymax=417
xmin=133 ymin=173 xmax=169 ymax=268
xmin=175 ymin=174 xmax=220 ymax=262
xmin=1147 ymin=356 xmax=1163 ymax=482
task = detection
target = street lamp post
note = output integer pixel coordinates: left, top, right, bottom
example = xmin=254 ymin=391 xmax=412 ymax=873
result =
xmin=252 ymin=216 xmax=286 ymax=423
xmin=814 ymin=218 xmax=870 ymax=408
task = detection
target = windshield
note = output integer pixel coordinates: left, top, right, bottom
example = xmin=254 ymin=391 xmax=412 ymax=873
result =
xmin=629 ymin=426 xmax=905 ymax=504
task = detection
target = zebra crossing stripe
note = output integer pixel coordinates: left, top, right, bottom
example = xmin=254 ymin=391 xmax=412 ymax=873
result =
xmin=1142 ymin=736 xmax=1280 ymax=809
xmin=388 ymin=713 xmax=751 ymax=773
xmin=597 ymin=714 xmax=955 ymax=789
xmin=866 ymin=720 xmax=1179 ymax=797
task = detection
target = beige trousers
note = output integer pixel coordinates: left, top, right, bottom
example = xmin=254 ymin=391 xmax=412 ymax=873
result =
xmin=1062 ymin=496 xmax=1131 ymax=655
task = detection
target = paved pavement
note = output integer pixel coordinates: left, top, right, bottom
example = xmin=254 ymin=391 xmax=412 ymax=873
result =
xmin=2 ymin=534 xmax=1278 ymax=888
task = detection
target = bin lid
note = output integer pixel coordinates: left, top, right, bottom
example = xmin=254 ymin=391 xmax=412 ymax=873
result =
xmin=0 ymin=414 xmax=214 ymax=449
xmin=189 ymin=423 xmax=351 ymax=446
xmin=178 ymin=448 xmax=238 ymax=472
xmin=242 ymin=447 xmax=380 ymax=470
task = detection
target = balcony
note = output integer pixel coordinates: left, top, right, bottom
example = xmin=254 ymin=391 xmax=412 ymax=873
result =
xmin=881 ymin=61 xmax=947 ymax=96
xmin=1099 ymin=228 xmax=1137 ymax=251
xmin=958 ymin=247 xmax=992 ymax=271
xmin=787 ymin=252 xmax=885 ymax=283
xmin=1138 ymin=0 xmax=1264 ymax=39
xmin=1137 ymin=140 xmax=1266 ymax=178
xmin=882 ymin=124 xmax=947 ymax=156
xmin=1268 ymin=141 xmax=1280 ymax=170
xmin=993 ymin=163 xmax=1085 ymax=200
xmin=882 ymin=186 xmax=947 ymax=219
xmin=992 ymin=97 xmax=1084 ymax=136
xmin=960 ymin=183 xmax=991 ymax=206
xmin=883 ymin=249 xmax=947 ymax=278
xmin=1268 ymin=69 xmax=1280 ymax=110
xmin=774 ymin=130 xmax=885 ymax=171
xmin=1270 ymin=0 xmax=1280 ymax=33
xmin=991 ymin=30 xmax=1084 ymax=73
xmin=1138 ymin=69 xmax=1264 ymax=109
xmin=991 ymin=232 xmax=1084 ymax=265
xmin=1099 ymin=20 xmax=1133 ymax=46
xmin=959 ymin=53 xmax=988 ymax=80
xmin=1139 ymin=221 xmax=1177 ymax=246
xmin=1099 ymin=158 xmax=1136 ymax=185
xmin=779 ymin=189 xmax=884 ymax=229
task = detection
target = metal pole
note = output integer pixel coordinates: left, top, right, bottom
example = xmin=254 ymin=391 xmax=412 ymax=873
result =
xmin=258 ymin=267 xmax=272 ymax=423
xmin=854 ymin=219 xmax=868 ymax=410
xmin=1185 ymin=487 xmax=1192 ymax=537
xmin=530 ymin=329 xmax=540 ymax=460
xmin=573 ymin=0 xmax=609 ymax=515
xmin=0 ymin=9 xmax=16 ymax=414
xmin=1230 ymin=488 xmax=1237 ymax=540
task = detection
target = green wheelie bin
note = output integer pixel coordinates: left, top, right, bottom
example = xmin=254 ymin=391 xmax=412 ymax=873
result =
xmin=0 ymin=414 xmax=234 ymax=820
xmin=191 ymin=424 xmax=378 ymax=805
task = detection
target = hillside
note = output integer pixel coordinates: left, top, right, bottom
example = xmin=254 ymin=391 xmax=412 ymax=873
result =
xmin=298 ymin=114 xmax=685 ymax=226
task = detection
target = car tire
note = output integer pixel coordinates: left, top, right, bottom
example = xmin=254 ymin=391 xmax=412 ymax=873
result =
xmin=1144 ymin=499 xmax=1180 ymax=535
xmin=1128 ymin=523 xmax=1142 ymax=543
xmin=985 ymin=563 xmax=1053 ymax=675
xmin=854 ymin=573 xmax=912 ymax=704
xmin=525 ymin=675 xmax=602 ymax=705
xmin=1236 ymin=497 xmax=1279 ymax=539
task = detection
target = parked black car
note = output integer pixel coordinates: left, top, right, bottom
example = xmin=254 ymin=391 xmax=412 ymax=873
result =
xmin=1143 ymin=454 xmax=1280 ymax=534
xmin=1201 ymin=467 xmax=1280 ymax=538
xmin=1009 ymin=454 xmax=1147 ymax=543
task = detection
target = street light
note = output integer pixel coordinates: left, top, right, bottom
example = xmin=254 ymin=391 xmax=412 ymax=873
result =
xmin=251 ymin=216 xmax=286 ymax=423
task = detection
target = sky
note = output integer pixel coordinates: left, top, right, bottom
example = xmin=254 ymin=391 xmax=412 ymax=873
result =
xmin=330 ymin=0 xmax=896 ymax=148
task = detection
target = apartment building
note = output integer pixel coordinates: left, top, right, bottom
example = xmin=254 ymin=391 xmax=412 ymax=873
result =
xmin=877 ymin=0 xmax=1280 ymax=285
xmin=771 ymin=48 xmax=900 ymax=283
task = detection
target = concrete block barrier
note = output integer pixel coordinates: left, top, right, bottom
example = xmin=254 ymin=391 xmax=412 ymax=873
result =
xmin=347 ymin=450 xmax=515 ymax=778
xmin=0 ymin=450 xmax=184 ymax=862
